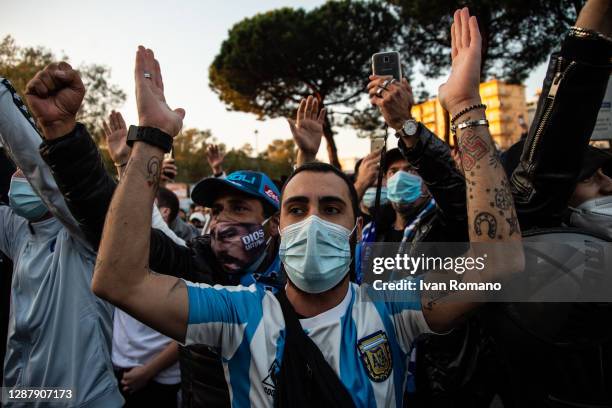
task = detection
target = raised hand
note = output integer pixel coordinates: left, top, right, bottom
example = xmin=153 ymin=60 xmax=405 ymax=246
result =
xmin=102 ymin=111 xmax=131 ymax=167
xmin=135 ymin=46 xmax=185 ymax=137
xmin=354 ymin=149 xmax=381 ymax=199
xmin=438 ymin=8 xmax=483 ymax=118
xmin=367 ymin=76 xmax=414 ymax=131
xmin=206 ymin=144 xmax=225 ymax=175
xmin=25 ymin=62 xmax=85 ymax=140
xmin=288 ymin=95 xmax=326 ymax=164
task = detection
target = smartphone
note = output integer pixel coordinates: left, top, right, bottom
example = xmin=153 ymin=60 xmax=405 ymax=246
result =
xmin=372 ymin=51 xmax=402 ymax=81
xmin=370 ymin=137 xmax=385 ymax=153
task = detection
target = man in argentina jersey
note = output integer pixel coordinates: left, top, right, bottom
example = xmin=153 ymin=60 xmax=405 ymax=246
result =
xmin=93 ymin=19 xmax=523 ymax=407
xmin=184 ymin=280 xmax=431 ymax=407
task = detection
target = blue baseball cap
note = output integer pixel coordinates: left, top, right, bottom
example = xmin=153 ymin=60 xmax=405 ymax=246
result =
xmin=191 ymin=170 xmax=280 ymax=213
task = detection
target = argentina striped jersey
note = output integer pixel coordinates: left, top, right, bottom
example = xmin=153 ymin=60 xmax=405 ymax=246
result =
xmin=184 ymin=281 xmax=434 ymax=407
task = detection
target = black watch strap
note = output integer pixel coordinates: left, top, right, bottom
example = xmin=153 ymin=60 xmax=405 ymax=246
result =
xmin=126 ymin=125 xmax=173 ymax=153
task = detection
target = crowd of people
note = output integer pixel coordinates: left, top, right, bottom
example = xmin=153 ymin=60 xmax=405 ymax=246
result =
xmin=0 ymin=1 xmax=612 ymax=407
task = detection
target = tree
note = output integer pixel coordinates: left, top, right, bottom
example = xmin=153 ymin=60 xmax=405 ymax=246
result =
xmin=173 ymin=128 xmax=213 ymax=182
xmin=209 ymin=1 xmax=400 ymax=169
xmin=387 ymin=0 xmax=584 ymax=83
xmin=0 ymin=35 xmax=125 ymax=141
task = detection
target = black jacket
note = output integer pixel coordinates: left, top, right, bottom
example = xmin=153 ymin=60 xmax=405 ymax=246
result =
xmin=489 ymin=30 xmax=612 ymax=408
xmin=396 ymin=124 xmax=469 ymax=245
xmin=39 ymin=126 xmax=245 ymax=407
xmin=510 ymin=31 xmax=612 ymax=230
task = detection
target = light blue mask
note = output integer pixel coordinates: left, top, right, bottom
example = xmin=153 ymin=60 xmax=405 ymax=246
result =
xmin=362 ymin=187 xmax=388 ymax=209
xmin=387 ymin=170 xmax=423 ymax=204
xmin=279 ymin=215 xmax=354 ymax=294
xmin=8 ymin=177 xmax=48 ymax=221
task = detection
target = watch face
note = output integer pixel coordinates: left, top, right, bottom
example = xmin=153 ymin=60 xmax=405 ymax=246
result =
xmin=404 ymin=120 xmax=418 ymax=136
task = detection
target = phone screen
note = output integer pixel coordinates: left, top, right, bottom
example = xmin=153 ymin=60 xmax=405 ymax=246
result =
xmin=370 ymin=137 xmax=385 ymax=153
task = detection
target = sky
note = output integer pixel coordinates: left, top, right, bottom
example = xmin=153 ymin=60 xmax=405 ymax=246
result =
xmin=1 ymin=0 xmax=548 ymax=161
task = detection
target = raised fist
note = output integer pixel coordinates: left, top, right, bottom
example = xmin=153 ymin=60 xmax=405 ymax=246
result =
xmin=25 ymin=62 xmax=85 ymax=140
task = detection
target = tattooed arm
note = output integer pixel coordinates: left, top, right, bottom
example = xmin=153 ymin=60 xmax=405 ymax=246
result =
xmin=92 ymin=46 xmax=188 ymax=342
xmin=421 ymin=8 xmax=523 ymax=332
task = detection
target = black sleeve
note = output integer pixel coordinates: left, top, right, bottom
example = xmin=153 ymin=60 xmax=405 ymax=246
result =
xmin=40 ymin=123 xmax=215 ymax=283
xmin=510 ymin=33 xmax=612 ymax=229
xmin=149 ymin=228 xmax=197 ymax=279
xmin=40 ymin=123 xmax=116 ymax=249
xmin=398 ymin=126 xmax=468 ymax=228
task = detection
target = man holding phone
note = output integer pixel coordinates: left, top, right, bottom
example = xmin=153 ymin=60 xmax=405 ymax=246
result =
xmin=364 ymin=71 xmax=468 ymax=246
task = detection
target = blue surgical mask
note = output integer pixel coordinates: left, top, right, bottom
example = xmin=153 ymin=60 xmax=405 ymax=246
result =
xmin=387 ymin=171 xmax=423 ymax=204
xmin=279 ymin=215 xmax=354 ymax=294
xmin=8 ymin=177 xmax=48 ymax=221
xmin=362 ymin=187 xmax=388 ymax=209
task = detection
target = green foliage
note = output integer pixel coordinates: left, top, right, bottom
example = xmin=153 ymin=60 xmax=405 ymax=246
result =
xmin=77 ymin=64 xmax=126 ymax=142
xmin=0 ymin=35 xmax=125 ymax=141
xmin=209 ymin=1 xmax=401 ymax=165
xmin=171 ymin=130 xmax=294 ymax=183
xmin=388 ymin=0 xmax=584 ymax=83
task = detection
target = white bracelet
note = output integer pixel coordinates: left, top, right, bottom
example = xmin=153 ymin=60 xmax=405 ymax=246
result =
xmin=451 ymin=119 xmax=489 ymax=135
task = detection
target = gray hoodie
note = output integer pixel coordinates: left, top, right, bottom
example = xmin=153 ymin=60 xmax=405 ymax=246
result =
xmin=0 ymin=78 xmax=123 ymax=407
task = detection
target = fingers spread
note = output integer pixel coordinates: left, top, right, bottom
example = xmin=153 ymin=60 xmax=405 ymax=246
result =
xmin=311 ymin=98 xmax=319 ymax=120
xmin=304 ymin=95 xmax=314 ymax=119
xmin=317 ymin=108 xmax=327 ymax=124
xmin=117 ymin=111 xmax=126 ymax=129
xmin=102 ymin=120 xmax=111 ymax=137
xmin=287 ymin=118 xmax=296 ymax=130
xmin=296 ymin=99 xmax=306 ymax=122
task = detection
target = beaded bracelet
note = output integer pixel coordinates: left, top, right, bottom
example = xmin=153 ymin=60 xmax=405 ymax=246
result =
xmin=450 ymin=103 xmax=487 ymax=125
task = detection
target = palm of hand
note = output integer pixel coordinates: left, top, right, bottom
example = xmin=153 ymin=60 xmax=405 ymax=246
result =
xmin=208 ymin=154 xmax=224 ymax=168
xmin=437 ymin=9 xmax=483 ymax=115
xmin=292 ymin=118 xmax=322 ymax=155
xmin=135 ymin=47 xmax=184 ymax=137
xmin=107 ymin=129 xmax=130 ymax=164
xmin=438 ymin=49 xmax=481 ymax=111
xmin=137 ymin=84 xmax=182 ymax=137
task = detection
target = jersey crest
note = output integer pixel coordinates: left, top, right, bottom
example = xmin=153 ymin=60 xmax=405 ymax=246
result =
xmin=357 ymin=330 xmax=393 ymax=382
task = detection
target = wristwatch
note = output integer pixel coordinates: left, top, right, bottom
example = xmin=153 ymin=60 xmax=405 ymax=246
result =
xmin=126 ymin=125 xmax=173 ymax=153
xmin=395 ymin=119 xmax=420 ymax=138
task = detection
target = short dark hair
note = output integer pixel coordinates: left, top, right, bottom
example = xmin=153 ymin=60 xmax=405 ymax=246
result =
xmin=156 ymin=187 xmax=179 ymax=223
xmin=282 ymin=162 xmax=359 ymax=219
xmin=382 ymin=148 xmax=408 ymax=174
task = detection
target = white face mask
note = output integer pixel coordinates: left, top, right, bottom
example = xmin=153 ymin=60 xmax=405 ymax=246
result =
xmin=569 ymin=195 xmax=612 ymax=239
xmin=279 ymin=215 xmax=355 ymax=294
